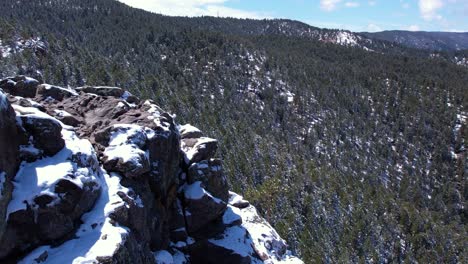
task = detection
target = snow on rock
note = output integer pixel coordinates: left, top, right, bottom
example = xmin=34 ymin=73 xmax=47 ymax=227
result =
xmin=53 ymin=109 xmax=73 ymax=118
xmin=209 ymin=225 xmax=263 ymax=262
xmin=335 ymin=31 xmax=359 ymax=46
xmin=18 ymin=171 xmax=132 ymax=264
xmin=228 ymin=192 xmax=304 ymax=264
xmin=222 ymin=205 xmax=242 ymax=226
xmin=0 ymin=76 xmax=39 ymax=98
xmin=7 ymin=127 xmax=99 ymax=216
xmin=183 ymin=181 xmax=226 ymax=233
xmin=12 ymin=104 xmax=54 ymax=120
xmin=102 ymin=124 xmax=150 ymax=178
xmin=171 ymin=249 xmax=189 ymax=264
xmin=14 ymin=105 xmax=65 ymax=157
xmin=0 ymin=76 xmax=303 ymax=263
xmin=178 ymin=124 xmax=203 ymax=139
xmin=183 ymin=181 xmax=206 ymax=200
xmin=154 ymin=250 xmax=174 ymax=264
xmin=143 ymin=100 xmax=172 ymax=133
xmin=76 ymin=86 xmax=124 ymax=98
xmin=181 ymin=137 xmax=218 ymax=164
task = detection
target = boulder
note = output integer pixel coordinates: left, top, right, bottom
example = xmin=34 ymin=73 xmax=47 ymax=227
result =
xmin=187 ymin=159 xmax=229 ymax=202
xmin=188 ymin=227 xmax=258 ymax=264
xmin=36 ymin=84 xmax=78 ymax=101
xmin=53 ymin=109 xmax=82 ymax=127
xmin=0 ymin=129 xmax=101 ymax=260
xmin=227 ymin=192 xmax=300 ymax=263
xmin=122 ymin=91 xmax=140 ymax=104
xmin=76 ymin=86 xmax=125 ymax=98
xmin=183 ymin=182 xmax=227 ymax=234
xmin=179 ymin=124 xmax=203 ymax=139
xmin=0 ymin=91 xmax=24 ymax=245
xmin=20 ymin=114 xmax=65 ymax=156
xmin=0 ymin=76 xmax=40 ymax=98
xmin=95 ymin=232 xmax=155 ymax=264
xmin=101 ymin=125 xmax=151 ymax=179
xmin=8 ymin=96 xmax=46 ymax=112
xmin=181 ymin=137 xmax=218 ymax=165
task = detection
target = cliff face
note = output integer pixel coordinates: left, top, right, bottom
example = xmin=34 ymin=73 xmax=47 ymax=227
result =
xmin=0 ymin=76 xmax=302 ymax=264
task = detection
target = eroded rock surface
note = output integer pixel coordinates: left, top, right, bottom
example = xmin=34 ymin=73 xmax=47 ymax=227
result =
xmin=0 ymin=76 xmax=302 ymax=264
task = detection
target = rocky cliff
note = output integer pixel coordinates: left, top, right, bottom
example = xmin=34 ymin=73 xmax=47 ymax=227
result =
xmin=0 ymin=76 xmax=302 ymax=264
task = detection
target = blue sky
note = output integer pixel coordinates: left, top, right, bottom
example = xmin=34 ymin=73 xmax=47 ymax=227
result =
xmin=118 ymin=0 xmax=468 ymax=32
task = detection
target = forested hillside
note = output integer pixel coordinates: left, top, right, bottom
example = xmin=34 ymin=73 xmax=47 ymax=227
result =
xmin=0 ymin=0 xmax=466 ymax=262
xmin=363 ymin=30 xmax=468 ymax=51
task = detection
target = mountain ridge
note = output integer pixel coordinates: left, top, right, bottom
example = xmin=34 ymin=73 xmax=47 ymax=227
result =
xmin=362 ymin=30 xmax=468 ymax=51
xmin=0 ymin=0 xmax=466 ymax=262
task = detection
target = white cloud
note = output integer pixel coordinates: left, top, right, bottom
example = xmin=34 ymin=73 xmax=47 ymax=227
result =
xmin=368 ymin=1 xmax=377 ymax=6
xmin=117 ymin=0 xmax=268 ymax=19
xmin=418 ymin=0 xmax=444 ymax=21
xmin=407 ymin=25 xmax=420 ymax=31
xmin=320 ymin=0 xmax=342 ymax=11
xmin=345 ymin=2 xmax=360 ymax=8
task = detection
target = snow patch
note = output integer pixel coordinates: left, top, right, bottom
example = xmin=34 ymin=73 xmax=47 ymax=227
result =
xmin=182 ymin=137 xmax=217 ymax=162
xmin=154 ymin=250 xmax=174 ymax=264
xmin=222 ymin=205 xmax=242 ymax=225
xmin=208 ymin=226 xmax=261 ymax=261
xmin=19 ymin=171 xmax=131 ymax=263
xmin=54 ymin=109 xmax=73 ymax=118
xmin=41 ymin=84 xmax=78 ymax=96
xmin=104 ymin=124 xmax=148 ymax=166
xmin=7 ymin=127 xmax=99 ymax=216
xmin=178 ymin=124 xmax=201 ymax=135
xmin=229 ymin=192 xmax=303 ymax=264
xmin=183 ymin=181 xmax=205 ymax=200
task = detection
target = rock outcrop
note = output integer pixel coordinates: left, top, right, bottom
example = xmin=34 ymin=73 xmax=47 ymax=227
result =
xmin=0 ymin=76 xmax=302 ymax=264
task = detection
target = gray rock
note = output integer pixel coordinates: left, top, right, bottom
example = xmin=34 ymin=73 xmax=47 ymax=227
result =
xmin=0 ymin=91 xmax=25 ymax=246
xmin=20 ymin=115 xmax=65 ymax=156
xmin=187 ymin=159 xmax=229 ymax=202
xmin=36 ymin=84 xmax=78 ymax=101
xmin=0 ymin=145 xmax=101 ymax=259
xmin=96 ymin=232 xmax=154 ymax=264
xmin=182 ymin=137 xmax=218 ymax=165
xmin=0 ymin=76 xmax=40 ymax=98
xmin=179 ymin=124 xmax=204 ymax=139
xmin=183 ymin=182 xmax=227 ymax=234
xmin=189 ymin=239 xmax=253 ymax=264
xmin=76 ymin=86 xmax=125 ymax=98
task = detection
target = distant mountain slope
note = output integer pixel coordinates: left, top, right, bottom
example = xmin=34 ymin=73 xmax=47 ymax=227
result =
xmin=0 ymin=0 xmax=466 ymax=263
xmin=363 ymin=30 xmax=468 ymax=51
